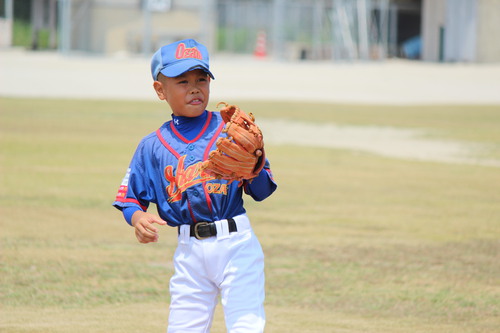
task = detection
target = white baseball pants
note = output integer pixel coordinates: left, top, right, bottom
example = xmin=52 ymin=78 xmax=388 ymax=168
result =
xmin=168 ymin=214 xmax=265 ymax=333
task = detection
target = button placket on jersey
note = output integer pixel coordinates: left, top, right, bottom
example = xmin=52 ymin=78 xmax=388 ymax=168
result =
xmin=184 ymin=144 xmax=202 ymax=200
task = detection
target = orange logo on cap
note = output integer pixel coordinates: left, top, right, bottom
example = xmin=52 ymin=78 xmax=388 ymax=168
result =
xmin=175 ymin=43 xmax=202 ymax=60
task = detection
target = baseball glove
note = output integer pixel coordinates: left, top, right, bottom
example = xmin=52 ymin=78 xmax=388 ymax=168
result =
xmin=202 ymin=102 xmax=265 ymax=183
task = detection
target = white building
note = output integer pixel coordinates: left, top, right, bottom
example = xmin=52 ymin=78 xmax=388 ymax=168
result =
xmin=2 ymin=0 xmax=499 ymax=62
xmin=421 ymin=0 xmax=500 ymax=62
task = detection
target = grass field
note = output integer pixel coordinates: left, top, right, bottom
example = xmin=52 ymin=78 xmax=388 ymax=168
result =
xmin=1 ymin=97 xmax=499 ymax=332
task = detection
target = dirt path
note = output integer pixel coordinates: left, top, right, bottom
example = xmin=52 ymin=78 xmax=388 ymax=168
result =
xmin=259 ymin=119 xmax=500 ymax=167
xmin=2 ymin=49 xmax=500 ymax=105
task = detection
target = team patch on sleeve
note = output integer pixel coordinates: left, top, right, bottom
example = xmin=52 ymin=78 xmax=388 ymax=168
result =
xmin=115 ymin=168 xmax=131 ymax=201
xmin=115 ymin=185 xmax=128 ymax=200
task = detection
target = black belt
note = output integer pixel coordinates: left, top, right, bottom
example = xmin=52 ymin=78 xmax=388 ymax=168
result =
xmin=180 ymin=218 xmax=237 ymax=240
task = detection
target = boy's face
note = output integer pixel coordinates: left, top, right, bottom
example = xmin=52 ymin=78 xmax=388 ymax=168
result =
xmin=153 ymin=69 xmax=210 ymax=118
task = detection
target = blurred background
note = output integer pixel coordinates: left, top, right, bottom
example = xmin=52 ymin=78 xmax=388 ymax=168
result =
xmin=1 ymin=0 xmax=499 ymax=63
xmin=1 ymin=1 xmax=500 ymax=332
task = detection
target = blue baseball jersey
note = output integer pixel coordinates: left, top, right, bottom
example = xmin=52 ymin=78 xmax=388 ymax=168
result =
xmin=113 ymin=110 xmax=277 ymax=227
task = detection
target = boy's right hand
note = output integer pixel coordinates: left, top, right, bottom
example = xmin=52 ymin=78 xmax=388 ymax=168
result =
xmin=131 ymin=211 xmax=167 ymax=244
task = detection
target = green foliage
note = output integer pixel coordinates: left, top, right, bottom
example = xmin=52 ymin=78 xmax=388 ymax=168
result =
xmin=12 ymin=21 xmax=53 ymax=49
xmin=12 ymin=20 xmax=31 ymax=47
xmin=217 ymin=27 xmax=256 ymax=53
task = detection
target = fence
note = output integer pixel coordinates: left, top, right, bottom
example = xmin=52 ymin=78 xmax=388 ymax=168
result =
xmin=6 ymin=0 xmax=403 ymax=60
xmin=217 ymin=0 xmax=399 ymax=61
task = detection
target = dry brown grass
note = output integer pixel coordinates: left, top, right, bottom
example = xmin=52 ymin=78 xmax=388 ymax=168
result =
xmin=1 ymin=98 xmax=499 ymax=332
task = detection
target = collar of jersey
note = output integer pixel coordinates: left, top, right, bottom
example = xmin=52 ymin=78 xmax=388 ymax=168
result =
xmin=170 ymin=111 xmax=212 ymax=143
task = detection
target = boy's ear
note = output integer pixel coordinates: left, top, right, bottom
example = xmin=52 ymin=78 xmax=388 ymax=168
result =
xmin=153 ymin=81 xmax=166 ymax=100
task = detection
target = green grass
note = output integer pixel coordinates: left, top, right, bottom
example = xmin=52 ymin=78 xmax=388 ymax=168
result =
xmin=0 ymin=97 xmax=499 ymax=332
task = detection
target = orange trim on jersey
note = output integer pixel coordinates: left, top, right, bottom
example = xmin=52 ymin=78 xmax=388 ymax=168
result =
xmin=202 ymin=119 xmax=226 ymax=215
xmin=187 ymin=199 xmax=197 ymax=223
xmin=170 ymin=111 xmax=213 ymax=144
xmin=204 ymin=120 xmax=225 ymax=160
xmin=115 ymin=196 xmax=148 ymax=211
xmin=156 ymin=128 xmax=181 ymax=159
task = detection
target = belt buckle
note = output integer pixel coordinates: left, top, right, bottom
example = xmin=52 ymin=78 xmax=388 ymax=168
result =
xmin=194 ymin=222 xmax=210 ymax=240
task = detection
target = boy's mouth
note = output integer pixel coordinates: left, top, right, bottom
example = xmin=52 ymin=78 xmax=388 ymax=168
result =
xmin=189 ymin=98 xmax=203 ymax=105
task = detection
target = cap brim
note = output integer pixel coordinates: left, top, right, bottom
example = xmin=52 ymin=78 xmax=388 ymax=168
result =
xmin=159 ymin=59 xmax=215 ymax=79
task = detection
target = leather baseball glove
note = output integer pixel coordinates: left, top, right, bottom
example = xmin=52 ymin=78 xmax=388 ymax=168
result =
xmin=202 ymin=102 xmax=265 ymax=183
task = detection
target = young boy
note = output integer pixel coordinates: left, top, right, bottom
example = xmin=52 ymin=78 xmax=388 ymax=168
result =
xmin=113 ymin=39 xmax=277 ymax=332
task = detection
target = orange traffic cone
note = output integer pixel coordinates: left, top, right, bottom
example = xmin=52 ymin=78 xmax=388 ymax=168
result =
xmin=254 ymin=30 xmax=267 ymax=58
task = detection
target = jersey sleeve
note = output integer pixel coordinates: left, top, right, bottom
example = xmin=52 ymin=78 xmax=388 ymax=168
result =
xmin=112 ymin=139 xmax=154 ymax=212
xmin=243 ymin=158 xmax=277 ymax=202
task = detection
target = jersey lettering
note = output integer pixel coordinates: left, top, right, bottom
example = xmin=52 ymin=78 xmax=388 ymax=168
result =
xmin=164 ymin=155 xmax=215 ymax=202
xmin=205 ymin=182 xmax=228 ymax=195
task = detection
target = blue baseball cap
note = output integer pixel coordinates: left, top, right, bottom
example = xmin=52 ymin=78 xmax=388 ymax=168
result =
xmin=151 ymin=39 xmax=215 ymax=80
